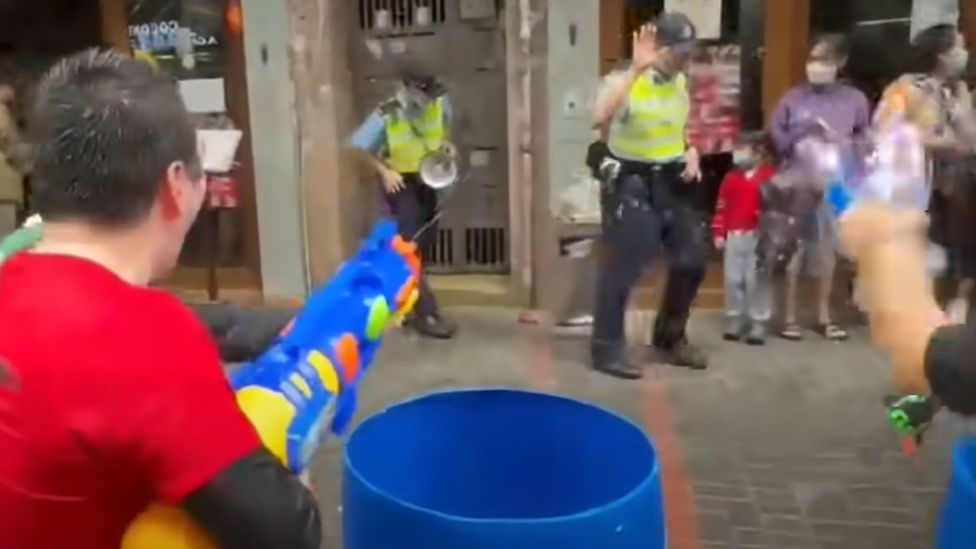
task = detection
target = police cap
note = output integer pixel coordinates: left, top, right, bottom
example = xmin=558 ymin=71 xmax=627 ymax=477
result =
xmin=654 ymin=11 xmax=697 ymax=56
xmin=395 ymin=56 xmax=446 ymax=99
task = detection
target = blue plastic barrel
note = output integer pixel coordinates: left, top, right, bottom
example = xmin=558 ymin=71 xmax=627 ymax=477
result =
xmin=937 ymin=437 xmax=976 ymax=548
xmin=342 ymin=389 xmax=664 ymax=549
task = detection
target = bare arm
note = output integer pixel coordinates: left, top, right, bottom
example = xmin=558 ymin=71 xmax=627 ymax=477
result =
xmin=856 ymin=237 xmax=944 ymax=395
xmin=593 ymin=69 xmax=639 ymax=130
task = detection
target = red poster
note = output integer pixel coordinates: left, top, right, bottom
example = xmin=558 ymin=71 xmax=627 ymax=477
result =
xmin=686 ymin=44 xmax=741 ymax=155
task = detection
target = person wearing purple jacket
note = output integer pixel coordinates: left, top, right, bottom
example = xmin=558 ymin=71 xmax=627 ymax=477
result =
xmin=769 ymin=34 xmax=871 ymax=341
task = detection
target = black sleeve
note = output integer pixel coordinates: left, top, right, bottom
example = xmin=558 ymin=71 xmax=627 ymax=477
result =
xmin=923 ymin=324 xmax=976 ymax=416
xmin=181 ymin=447 xmax=322 ymax=549
xmin=188 ymin=303 xmax=294 ymax=363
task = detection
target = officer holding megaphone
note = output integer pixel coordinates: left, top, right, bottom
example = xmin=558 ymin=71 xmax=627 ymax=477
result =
xmin=350 ymin=57 xmax=458 ymax=339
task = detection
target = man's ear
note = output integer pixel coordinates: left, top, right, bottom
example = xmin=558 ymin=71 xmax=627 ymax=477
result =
xmin=158 ymin=161 xmax=186 ymax=222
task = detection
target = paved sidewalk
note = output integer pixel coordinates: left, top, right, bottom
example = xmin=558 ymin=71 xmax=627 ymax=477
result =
xmin=309 ymin=309 xmax=958 ymax=549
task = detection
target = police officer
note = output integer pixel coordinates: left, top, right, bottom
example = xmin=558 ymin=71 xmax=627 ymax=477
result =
xmin=590 ymin=12 xmax=706 ymax=379
xmin=349 ymin=59 xmax=457 ymax=339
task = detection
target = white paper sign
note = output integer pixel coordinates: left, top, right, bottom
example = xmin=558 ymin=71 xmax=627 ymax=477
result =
xmin=664 ymin=0 xmax=722 ymax=40
xmin=178 ymin=78 xmax=226 ymax=114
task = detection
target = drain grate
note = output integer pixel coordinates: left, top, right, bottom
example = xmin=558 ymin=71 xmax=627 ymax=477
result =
xmin=464 ymin=227 xmax=507 ymax=268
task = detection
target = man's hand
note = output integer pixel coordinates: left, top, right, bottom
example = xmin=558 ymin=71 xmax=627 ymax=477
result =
xmin=299 ymin=470 xmax=315 ymax=493
xmin=838 ymin=203 xmax=927 ymax=260
xmin=713 ymin=237 xmax=725 ymax=250
xmin=381 ymin=167 xmax=405 ymax=194
xmin=631 ymin=24 xmax=658 ymax=73
xmin=681 ymin=148 xmax=701 ymax=182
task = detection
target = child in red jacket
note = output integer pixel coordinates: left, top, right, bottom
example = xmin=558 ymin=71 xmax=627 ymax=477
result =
xmin=713 ymin=132 xmax=776 ymax=344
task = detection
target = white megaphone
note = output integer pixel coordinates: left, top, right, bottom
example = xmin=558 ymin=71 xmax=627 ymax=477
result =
xmin=419 ymin=150 xmax=459 ymax=190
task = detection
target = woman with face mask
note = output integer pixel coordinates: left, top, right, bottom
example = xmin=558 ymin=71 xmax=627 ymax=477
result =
xmin=874 ymin=24 xmax=973 ymax=318
xmin=769 ymin=34 xmax=871 ymax=342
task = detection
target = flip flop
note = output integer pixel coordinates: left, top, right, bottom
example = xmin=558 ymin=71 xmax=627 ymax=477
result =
xmin=780 ymin=324 xmax=803 ymax=341
xmin=817 ymin=322 xmax=848 ymax=341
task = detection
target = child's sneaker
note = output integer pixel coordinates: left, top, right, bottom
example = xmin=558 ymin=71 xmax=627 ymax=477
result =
xmin=723 ymin=317 xmax=742 ymax=341
xmin=745 ymin=322 xmax=766 ymax=345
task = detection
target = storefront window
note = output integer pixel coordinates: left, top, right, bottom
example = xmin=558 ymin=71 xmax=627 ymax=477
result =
xmin=127 ymin=0 xmax=224 ymax=79
xmin=127 ymin=0 xmax=246 ymax=270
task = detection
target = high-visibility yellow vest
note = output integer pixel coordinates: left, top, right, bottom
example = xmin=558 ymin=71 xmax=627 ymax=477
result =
xmin=608 ymin=72 xmax=689 ymax=163
xmin=383 ymin=98 xmax=446 ymax=174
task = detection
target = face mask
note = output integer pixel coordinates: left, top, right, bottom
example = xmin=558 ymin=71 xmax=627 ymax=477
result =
xmin=732 ymin=149 xmax=755 ymax=167
xmin=806 ymin=62 xmax=837 ymax=85
xmin=397 ymin=90 xmax=427 ymax=110
xmin=945 ymin=48 xmax=970 ymax=75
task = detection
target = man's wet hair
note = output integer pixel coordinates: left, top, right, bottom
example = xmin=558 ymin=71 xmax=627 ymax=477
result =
xmin=29 ymin=48 xmax=200 ymax=227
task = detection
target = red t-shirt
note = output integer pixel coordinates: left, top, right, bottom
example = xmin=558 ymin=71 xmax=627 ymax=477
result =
xmin=0 ymin=254 xmax=262 ymax=549
xmin=711 ymin=164 xmax=777 ymax=240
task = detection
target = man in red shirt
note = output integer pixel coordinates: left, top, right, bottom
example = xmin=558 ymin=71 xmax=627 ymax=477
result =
xmin=0 ymin=49 xmax=321 ymax=549
xmin=712 ymin=132 xmax=776 ymax=344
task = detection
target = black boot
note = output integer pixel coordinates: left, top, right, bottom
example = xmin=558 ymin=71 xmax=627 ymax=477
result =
xmin=591 ymin=342 xmax=642 ymax=379
xmin=592 ymin=358 xmax=643 ymax=380
xmin=651 ymin=337 xmax=708 ymax=370
xmin=407 ymin=313 xmax=457 ymax=339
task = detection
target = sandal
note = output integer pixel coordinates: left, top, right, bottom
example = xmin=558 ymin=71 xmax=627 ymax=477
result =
xmin=780 ymin=323 xmax=803 ymax=341
xmin=817 ymin=322 xmax=848 ymax=341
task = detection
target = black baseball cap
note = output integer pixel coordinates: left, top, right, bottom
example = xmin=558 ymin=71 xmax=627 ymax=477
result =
xmin=654 ymin=11 xmax=697 ymax=56
xmin=396 ymin=57 xmax=446 ymax=98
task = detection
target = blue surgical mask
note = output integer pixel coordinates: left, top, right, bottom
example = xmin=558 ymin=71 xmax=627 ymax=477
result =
xmin=396 ymin=90 xmax=427 ymax=112
xmin=732 ymin=149 xmax=755 ymax=167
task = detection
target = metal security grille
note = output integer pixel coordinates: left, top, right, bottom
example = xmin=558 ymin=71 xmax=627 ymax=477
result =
xmin=464 ymin=226 xmax=507 ymax=267
xmin=423 ymin=227 xmax=455 ymax=267
xmin=358 ymin=0 xmax=448 ymax=32
xmin=351 ymin=0 xmax=510 ymax=274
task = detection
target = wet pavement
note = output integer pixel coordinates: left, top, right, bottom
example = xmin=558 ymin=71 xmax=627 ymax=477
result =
xmin=308 ymin=309 xmax=959 ymax=549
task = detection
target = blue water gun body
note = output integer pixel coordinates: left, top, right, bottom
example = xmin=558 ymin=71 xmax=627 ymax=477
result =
xmin=121 ymin=221 xmax=421 ymax=549
xmin=229 ymin=220 xmax=420 ymax=473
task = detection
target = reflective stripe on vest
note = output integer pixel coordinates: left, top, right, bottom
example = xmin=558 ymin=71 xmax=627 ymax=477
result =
xmin=384 ymin=98 xmax=446 ymax=174
xmin=608 ymin=73 xmax=689 ymax=163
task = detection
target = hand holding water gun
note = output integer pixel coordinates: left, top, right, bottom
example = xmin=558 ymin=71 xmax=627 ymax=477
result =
xmin=121 ymin=220 xmax=420 ymax=549
xmin=885 ymin=394 xmax=940 ymax=457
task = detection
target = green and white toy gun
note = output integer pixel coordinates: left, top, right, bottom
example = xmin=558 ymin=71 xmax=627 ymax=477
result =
xmin=885 ymin=394 xmax=939 ymax=456
xmin=0 ymin=214 xmax=43 ymax=265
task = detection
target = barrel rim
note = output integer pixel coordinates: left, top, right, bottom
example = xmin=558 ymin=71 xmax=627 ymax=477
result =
xmin=342 ymin=387 xmax=661 ymax=524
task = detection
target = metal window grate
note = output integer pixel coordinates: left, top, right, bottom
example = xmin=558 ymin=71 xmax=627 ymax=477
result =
xmin=358 ymin=0 xmax=447 ymax=31
xmin=464 ymin=227 xmax=506 ymax=268
xmin=423 ymin=227 xmax=454 ymax=267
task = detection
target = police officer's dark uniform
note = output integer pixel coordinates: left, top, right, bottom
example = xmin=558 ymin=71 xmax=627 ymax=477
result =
xmin=590 ymin=12 xmax=707 ymax=379
xmin=349 ymin=62 xmax=457 ymax=339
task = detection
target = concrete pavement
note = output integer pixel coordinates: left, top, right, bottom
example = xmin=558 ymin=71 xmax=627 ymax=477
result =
xmin=309 ymin=309 xmax=959 ymax=549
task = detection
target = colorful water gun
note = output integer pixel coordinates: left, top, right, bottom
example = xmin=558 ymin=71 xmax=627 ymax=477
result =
xmin=885 ymin=394 xmax=940 ymax=457
xmin=121 ymin=220 xmax=420 ymax=549
xmin=826 ymin=112 xmax=929 ymax=218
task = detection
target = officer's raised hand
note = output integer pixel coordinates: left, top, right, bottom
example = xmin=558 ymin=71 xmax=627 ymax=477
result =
xmin=632 ymin=24 xmax=658 ymax=72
